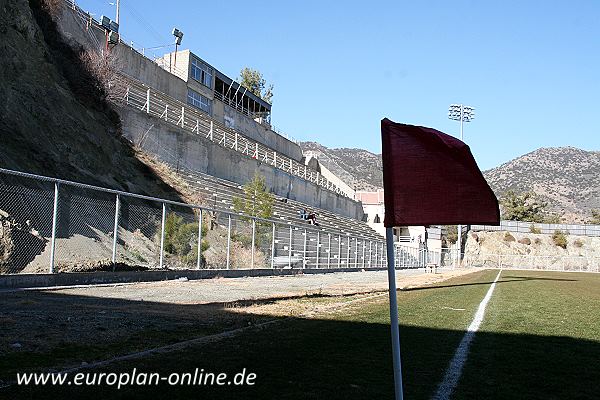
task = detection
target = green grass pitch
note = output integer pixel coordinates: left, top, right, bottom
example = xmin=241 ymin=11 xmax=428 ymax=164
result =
xmin=3 ymin=269 xmax=599 ymax=399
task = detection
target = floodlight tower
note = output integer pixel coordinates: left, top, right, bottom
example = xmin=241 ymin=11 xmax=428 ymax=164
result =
xmin=448 ymin=104 xmax=475 ymax=142
xmin=448 ymin=104 xmax=475 ymax=260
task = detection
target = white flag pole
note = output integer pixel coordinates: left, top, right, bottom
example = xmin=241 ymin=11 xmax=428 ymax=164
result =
xmin=386 ymin=227 xmax=404 ymax=400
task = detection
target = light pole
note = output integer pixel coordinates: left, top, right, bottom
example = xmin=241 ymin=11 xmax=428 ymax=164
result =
xmin=448 ymin=104 xmax=475 ymax=263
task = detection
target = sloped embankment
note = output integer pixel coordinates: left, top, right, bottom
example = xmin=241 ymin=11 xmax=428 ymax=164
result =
xmin=0 ymin=0 xmax=182 ymax=199
xmin=0 ymin=0 xmax=188 ymax=273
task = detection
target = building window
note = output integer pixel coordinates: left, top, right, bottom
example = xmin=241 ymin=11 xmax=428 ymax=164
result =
xmin=190 ymin=58 xmax=212 ymax=88
xmin=187 ymin=89 xmax=212 ymax=114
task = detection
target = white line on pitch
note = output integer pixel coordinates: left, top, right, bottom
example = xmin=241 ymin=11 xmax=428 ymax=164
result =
xmin=431 ymin=269 xmax=502 ymax=400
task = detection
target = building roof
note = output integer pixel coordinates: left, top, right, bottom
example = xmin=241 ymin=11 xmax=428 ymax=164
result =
xmin=214 ymin=70 xmax=271 ymax=110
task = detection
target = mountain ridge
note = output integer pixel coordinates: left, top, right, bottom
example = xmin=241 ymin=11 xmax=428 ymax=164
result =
xmin=298 ymin=142 xmax=600 ymax=223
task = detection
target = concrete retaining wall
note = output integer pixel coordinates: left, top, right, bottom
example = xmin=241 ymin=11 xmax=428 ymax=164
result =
xmin=0 ymin=268 xmax=384 ymax=290
xmin=120 ymin=106 xmax=364 ymax=219
xmin=222 ymin=104 xmax=303 ymax=161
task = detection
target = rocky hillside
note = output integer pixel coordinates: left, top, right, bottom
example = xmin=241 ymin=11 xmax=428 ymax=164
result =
xmin=483 ymin=147 xmax=600 ymax=222
xmin=0 ymin=0 xmax=181 ymax=200
xmin=299 ymin=142 xmax=383 ymax=191
xmin=465 ymin=231 xmax=600 ymax=271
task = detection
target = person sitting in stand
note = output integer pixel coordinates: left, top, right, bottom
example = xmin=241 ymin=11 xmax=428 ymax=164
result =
xmin=307 ymin=212 xmax=319 ymax=226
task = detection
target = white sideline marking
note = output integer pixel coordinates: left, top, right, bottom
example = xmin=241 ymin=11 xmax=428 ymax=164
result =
xmin=432 ymin=269 xmax=502 ymax=400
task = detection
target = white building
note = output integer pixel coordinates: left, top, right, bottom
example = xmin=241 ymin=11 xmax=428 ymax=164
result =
xmin=354 ymin=189 xmax=443 ymax=251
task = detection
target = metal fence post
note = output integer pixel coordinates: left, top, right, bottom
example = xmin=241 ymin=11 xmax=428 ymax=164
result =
xmin=347 ymin=236 xmax=351 ymax=266
xmin=369 ymin=241 xmax=372 ymax=267
xmin=362 ymin=241 xmax=366 ymax=268
xmin=226 ymin=215 xmax=231 ymax=269
xmin=316 ymin=231 xmax=320 ymax=268
xmin=327 ymin=233 xmax=331 ymax=268
xmin=355 ymin=238 xmax=359 ymax=268
xmin=251 ymin=218 xmax=256 ymax=269
xmin=374 ymin=241 xmax=378 ymax=268
xmin=288 ymin=226 xmax=293 ymax=269
xmin=337 ymin=234 xmax=342 ymax=268
xmin=270 ymin=222 xmax=276 ymax=269
xmin=197 ymin=209 xmax=203 ymax=269
xmin=49 ymin=182 xmax=60 ymax=273
xmin=146 ymin=89 xmax=150 ymax=113
xmin=111 ymin=194 xmax=121 ymax=267
xmin=159 ymin=202 xmax=166 ymax=269
xmin=303 ymin=228 xmax=307 ymax=268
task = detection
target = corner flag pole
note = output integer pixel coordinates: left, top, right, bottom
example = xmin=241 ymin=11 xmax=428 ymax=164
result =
xmin=386 ymin=227 xmax=404 ymax=400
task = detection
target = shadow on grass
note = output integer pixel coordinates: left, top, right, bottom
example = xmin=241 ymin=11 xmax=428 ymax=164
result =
xmin=0 ymin=289 xmax=598 ymax=400
xmin=403 ymin=274 xmax=578 ymax=292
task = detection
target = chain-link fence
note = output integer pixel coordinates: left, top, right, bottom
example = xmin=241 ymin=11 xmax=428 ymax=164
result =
xmin=4 ymin=168 xmax=598 ymax=276
xmin=472 ymin=221 xmax=600 ymax=237
xmin=461 ymin=253 xmax=600 ymax=273
xmin=0 ymin=168 xmax=387 ymax=275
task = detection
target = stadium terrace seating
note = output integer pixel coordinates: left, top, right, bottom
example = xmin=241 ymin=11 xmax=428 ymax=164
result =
xmin=173 ymin=167 xmax=387 ymax=269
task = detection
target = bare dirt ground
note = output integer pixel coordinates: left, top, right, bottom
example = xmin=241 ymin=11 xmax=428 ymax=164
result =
xmin=32 ymin=268 xmax=475 ymax=304
xmin=0 ymin=268 xmax=477 ymax=383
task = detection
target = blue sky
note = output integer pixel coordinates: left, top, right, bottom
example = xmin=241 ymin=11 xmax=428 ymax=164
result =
xmin=77 ymin=0 xmax=599 ymax=170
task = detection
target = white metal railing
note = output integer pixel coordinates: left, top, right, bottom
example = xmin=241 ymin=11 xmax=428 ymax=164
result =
xmin=113 ymin=73 xmax=349 ymax=197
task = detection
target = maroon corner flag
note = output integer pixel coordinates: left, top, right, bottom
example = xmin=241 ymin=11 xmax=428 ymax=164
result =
xmin=381 ymin=118 xmax=499 ymax=227
xmin=380 ymin=118 xmax=499 ymax=400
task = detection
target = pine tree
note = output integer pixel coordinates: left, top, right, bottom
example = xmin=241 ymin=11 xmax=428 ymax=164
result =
xmin=232 ymin=173 xmax=274 ymax=220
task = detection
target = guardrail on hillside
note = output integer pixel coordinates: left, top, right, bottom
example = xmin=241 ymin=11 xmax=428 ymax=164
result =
xmin=472 ymin=220 xmax=600 ymax=237
xmin=0 ymin=168 xmax=386 ymax=275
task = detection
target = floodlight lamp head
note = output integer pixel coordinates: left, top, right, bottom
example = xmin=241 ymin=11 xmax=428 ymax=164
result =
xmin=100 ymin=15 xmax=111 ymax=30
xmin=463 ymin=107 xmax=475 ymax=122
xmin=172 ymin=28 xmax=184 ymax=45
xmin=448 ymin=104 xmax=475 ymax=122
